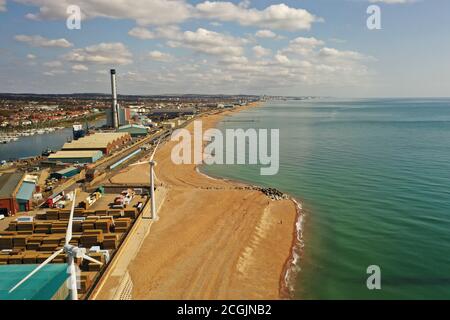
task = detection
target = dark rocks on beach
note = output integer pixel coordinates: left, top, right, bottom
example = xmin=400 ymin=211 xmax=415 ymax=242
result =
xmin=255 ymin=187 xmax=288 ymax=201
xmin=199 ymin=185 xmax=288 ymax=201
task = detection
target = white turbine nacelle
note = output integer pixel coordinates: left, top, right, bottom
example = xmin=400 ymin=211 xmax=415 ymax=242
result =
xmin=64 ymin=245 xmax=86 ymax=259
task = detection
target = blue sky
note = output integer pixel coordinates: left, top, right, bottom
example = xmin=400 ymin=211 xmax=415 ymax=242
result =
xmin=0 ymin=0 xmax=449 ymax=97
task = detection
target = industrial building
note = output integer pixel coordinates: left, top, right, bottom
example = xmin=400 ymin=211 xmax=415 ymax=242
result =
xmin=50 ymin=166 xmax=80 ymax=180
xmin=61 ymin=132 xmax=131 ymax=155
xmin=106 ymin=107 xmax=131 ymax=128
xmin=150 ymin=108 xmax=196 ymax=120
xmin=0 ymin=173 xmax=36 ymax=216
xmin=117 ymin=124 xmax=149 ymax=137
xmin=48 ymin=150 xmax=103 ymax=164
xmin=16 ymin=179 xmax=36 ymax=212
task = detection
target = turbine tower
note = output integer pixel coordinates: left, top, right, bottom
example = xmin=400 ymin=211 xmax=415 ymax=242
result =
xmin=9 ymin=190 xmax=103 ymax=300
xmin=110 ymin=69 xmax=119 ymax=129
xmin=132 ymin=139 xmax=161 ymax=220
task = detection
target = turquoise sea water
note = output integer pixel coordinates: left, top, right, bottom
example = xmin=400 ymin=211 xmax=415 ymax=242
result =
xmin=202 ymin=98 xmax=450 ymax=299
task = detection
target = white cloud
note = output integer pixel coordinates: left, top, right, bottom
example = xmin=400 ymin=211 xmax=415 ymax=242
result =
xmin=43 ymin=60 xmax=62 ymax=67
xmin=14 ymin=35 xmax=73 ymax=48
xmin=43 ymin=69 xmax=67 ymax=76
xmin=369 ymin=0 xmax=415 ymax=4
xmin=16 ymin=0 xmax=193 ymax=25
xmin=155 ymin=25 xmax=182 ymax=39
xmin=15 ymin=1 xmax=320 ymax=31
xmin=195 ymin=2 xmax=320 ymax=31
xmin=26 ymin=54 xmax=36 ymax=59
xmin=253 ymin=45 xmax=272 ymax=58
xmin=148 ymin=50 xmax=173 ymax=62
xmin=162 ymin=36 xmax=375 ymax=93
xmin=63 ymin=42 xmax=133 ymax=65
xmin=72 ymin=64 xmax=89 ymax=72
xmin=281 ymin=37 xmax=325 ymax=55
xmin=219 ymin=56 xmax=249 ymax=65
xmin=168 ymin=28 xmax=245 ymax=57
xmin=255 ymin=30 xmax=277 ymax=39
xmin=274 ymin=53 xmax=290 ymax=65
xmin=128 ymin=27 xmax=155 ymax=40
xmin=318 ymin=47 xmax=368 ymax=61
xmin=7 ymin=1 xmax=375 ymax=95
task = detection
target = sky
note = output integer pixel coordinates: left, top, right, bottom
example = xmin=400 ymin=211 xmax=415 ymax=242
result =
xmin=0 ymin=0 xmax=449 ymax=97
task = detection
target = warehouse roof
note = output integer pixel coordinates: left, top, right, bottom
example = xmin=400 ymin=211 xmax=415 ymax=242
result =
xmin=49 ymin=150 xmax=103 ymax=159
xmin=119 ymin=124 xmax=148 ymax=130
xmin=0 ymin=173 xmax=23 ymax=198
xmin=16 ymin=181 xmax=35 ymax=202
xmin=62 ymin=132 xmax=130 ymax=150
xmin=54 ymin=166 xmax=79 ymax=175
xmin=118 ymin=124 xmax=149 ymax=133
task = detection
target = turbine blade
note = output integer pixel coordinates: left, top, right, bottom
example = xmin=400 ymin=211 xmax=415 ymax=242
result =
xmin=150 ymin=139 xmax=161 ymax=161
xmin=65 ymin=190 xmax=77 ymax=246
xmin=130 ymin=161 xmax=148 ymax=167
xmin=152 ymin=166 xmax=158 ymax=184
xmin=9 ymin=249 xmax=64 ymax=293
xmin=82 ymin=254 xmax=103 ymax=265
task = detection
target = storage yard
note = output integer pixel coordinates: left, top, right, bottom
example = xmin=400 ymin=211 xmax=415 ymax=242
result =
xmin=0 ymin=187 xmax=149 ymax=299
xmin=0 ymin=125 xmax=162 ymax=300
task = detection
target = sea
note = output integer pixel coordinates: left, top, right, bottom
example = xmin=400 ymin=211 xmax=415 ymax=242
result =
xmin=201 ymin=98 xmax=450 ymax=299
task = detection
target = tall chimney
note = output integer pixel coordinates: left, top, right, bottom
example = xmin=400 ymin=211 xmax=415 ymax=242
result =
xmin=110 ymin=69 xmax=119 ymax=129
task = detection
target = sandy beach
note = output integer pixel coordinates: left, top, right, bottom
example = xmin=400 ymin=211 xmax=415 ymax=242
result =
xmin=100 ymin=104 xmax=299 ymax=300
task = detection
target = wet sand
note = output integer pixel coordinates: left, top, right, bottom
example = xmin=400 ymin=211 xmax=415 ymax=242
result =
xmin=108 ymin=105 xmax=299 ymax=299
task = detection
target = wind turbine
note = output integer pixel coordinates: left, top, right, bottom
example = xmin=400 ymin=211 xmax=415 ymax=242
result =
xmin=9 ymin=190 xmax=103 ymax=300
xmin=131 ymin=139 xmax=161 ymax=220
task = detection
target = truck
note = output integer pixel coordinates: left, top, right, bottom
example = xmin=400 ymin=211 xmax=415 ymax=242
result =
xmin=46 ymin=191 xmax=65 ymax=208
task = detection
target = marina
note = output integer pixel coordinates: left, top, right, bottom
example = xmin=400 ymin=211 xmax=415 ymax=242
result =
xmin=0 ymin=127 xmax=65 ymax=144
xmin=0 ymin=121 xmax=105 ymax=162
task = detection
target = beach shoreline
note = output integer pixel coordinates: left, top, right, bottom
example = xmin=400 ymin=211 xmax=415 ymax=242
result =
xmin=105 ymin=102 xmax=300 ymax=300
xmin=196 ymin=102 xmax=304 ymax=299
xmin=196 ymin=160 xmax=304 ymax=299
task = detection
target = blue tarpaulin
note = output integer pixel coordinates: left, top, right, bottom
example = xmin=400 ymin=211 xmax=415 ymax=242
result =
xmin=0 ymin=264 xmax=69 ymax=300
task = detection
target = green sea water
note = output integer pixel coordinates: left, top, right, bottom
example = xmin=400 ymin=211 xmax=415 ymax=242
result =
xmin=201 ymin=98 xmax=450 ymax=299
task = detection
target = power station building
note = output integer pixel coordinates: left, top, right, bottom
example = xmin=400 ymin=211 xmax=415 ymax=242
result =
xmin=106 ymin=106 xmax=131 ymax=128
xmin=105 ymin=69 xmax=132 ymax=128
